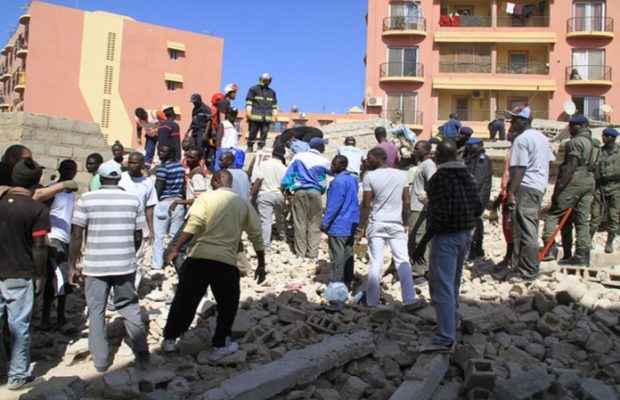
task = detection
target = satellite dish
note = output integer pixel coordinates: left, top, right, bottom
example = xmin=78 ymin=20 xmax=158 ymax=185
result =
xmin=564 ymin=100 xmax=577 ymax=116
xmin=602 ymin=104 xmax=613 ymax=114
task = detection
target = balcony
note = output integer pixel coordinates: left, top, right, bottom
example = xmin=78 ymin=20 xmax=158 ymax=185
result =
xmin=438 ymin=109 xmax=491 ymax=121
xmin=439 ymin=62 xmax=491 ymax=73
xmin=15 ymin=40 xmax=28 ymax=59
xmin=379 ymin=62 xmax=424 ymax=83
xmin=382 ymin=16 xmax=426 ymax=37
xmin=496 ymin=16 xmax=549 ymax=27
xmin=1 ymin=44 xmax=12 ymax=56
xmin=19 ymin=14 xmax=31 ymax=25
xmin=439 ymin=15 xmax=492 ymax=28
xmin=496 ymin=63 xmax=549 ymax=75
xmin=14 ymin=72 xmax=26 ymax=92
xmin=383 ymin=109 xmax=423 ymax=129
xmin=566 ymin=65 xmax=612 ymax=86
xmin=567 ymin=17 xmax=614 ymax=39
xmin=0 ymin=66 xmax=9 ymax=82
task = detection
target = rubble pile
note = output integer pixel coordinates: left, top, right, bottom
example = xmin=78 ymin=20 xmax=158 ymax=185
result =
xmin=7 ymin=180 xmax=620 ymax=400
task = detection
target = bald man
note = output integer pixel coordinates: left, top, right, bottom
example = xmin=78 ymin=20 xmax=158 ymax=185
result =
xmin=162 ymin=170 xmax=265 ymax=360
xmin=412 ymin=140 xmax=482 ymax=353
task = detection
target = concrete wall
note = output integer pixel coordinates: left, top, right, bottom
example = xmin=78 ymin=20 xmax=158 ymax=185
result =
xmin=0 ymin=112 xmax=110 ymax=190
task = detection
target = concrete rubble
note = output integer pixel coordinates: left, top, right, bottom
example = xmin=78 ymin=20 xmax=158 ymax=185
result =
xmin=4 ymin=174 xmax=620 ymax=400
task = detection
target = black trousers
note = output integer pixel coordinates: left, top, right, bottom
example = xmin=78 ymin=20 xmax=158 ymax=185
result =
xmin=163 ymin=258 xmax=240 ymax=347
xmin=248 ymin=120 xmax=270 ymax=149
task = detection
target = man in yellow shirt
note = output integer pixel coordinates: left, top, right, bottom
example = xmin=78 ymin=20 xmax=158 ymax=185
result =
xmin=161 ymin=169 xmax=265 ymax=360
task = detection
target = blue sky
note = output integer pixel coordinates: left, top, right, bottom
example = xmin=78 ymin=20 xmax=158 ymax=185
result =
xmin=2 ymin=0 xmax=368 ymax=114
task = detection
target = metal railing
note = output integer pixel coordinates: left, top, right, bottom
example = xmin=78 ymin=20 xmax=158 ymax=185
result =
xmin=496 ymin=16 xmax=550 ymax=27
xmin=567 ymin=17 xmax=614 ymax=33
xmin=439 ymin=15 xmax=493 ymax=27
xmin=496 ymin=63 xmax=549 ymax=74
xmin=383 ymin=16 xmax=426 ymax=32
xmin=439 ymin=62 xmax=491 ymax=73
xmin=382 ymin=109 xmax=423 ymax=126
xmin=566 ymin=65 xmax=612 ymax=81
xmin=380 ymin=62 xmax=424 ymax=78
xmin=438 ymin=109 xmax=491 ymax=121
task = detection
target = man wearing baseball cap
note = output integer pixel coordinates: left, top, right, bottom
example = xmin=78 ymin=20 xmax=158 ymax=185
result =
xmin=281 ymin=137 xmax=331 ymax=258
xmin=590 ymin=127 xmax=620 ymax=253
xmin=542 ymin=115 xmax=599 ymax=266
xmin=69 ymin=161 xmax=149 ymax=372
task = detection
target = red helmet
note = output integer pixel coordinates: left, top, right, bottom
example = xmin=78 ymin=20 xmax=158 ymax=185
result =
xmin=211 ymin=92 xmax=225 ymax=105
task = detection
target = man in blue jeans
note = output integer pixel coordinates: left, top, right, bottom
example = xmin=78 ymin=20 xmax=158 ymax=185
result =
xmin=412 ymin=140 xmax=481 ymax=353
xmin=0 ymin=158 xmax=49 ymax=390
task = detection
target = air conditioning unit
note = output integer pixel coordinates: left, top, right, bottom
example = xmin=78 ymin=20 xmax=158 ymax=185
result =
xmin=299 ymin=112 xmax=306 ymax=118
xmin=471 ymin=90 xmax=485 ymax=99
xmin=367 ymin=96 xmax=383 ymax=107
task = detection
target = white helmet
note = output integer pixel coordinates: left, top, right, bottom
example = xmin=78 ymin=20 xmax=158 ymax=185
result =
xmin=224 ymin=83 xmax=238 ymax=94
xmin=259 ymin=72 xmax=272 ymax=84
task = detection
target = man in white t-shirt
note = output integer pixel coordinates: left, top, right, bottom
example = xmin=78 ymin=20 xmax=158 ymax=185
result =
xmin=505 ymin=108 xmax=555 ymax=282
xmin=358 ymin=148 xmax=424 ymax=311
xmin=337 ymin=136 xmax=364 ymax=177
xmin=119 ymin=152 xmax=158 ymax=285
xmin=250 ymin=146 xmax=287 ymax=248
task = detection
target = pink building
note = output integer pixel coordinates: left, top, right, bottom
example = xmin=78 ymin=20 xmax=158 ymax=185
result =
xmin=0 ymin=1 xmax=223 ymax=148
xmin=365 ymin=0 xmax=620 ymax=139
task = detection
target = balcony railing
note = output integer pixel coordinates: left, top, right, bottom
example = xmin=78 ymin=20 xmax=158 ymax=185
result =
xmin=496 ymin=63 xmax=549 ymax=74
xmin=383 ymin=16 xmax=426 ymax=32
xmin=383 ymin=109 xmax=423 ymax=126
xmin=438 ymin=109 xmax=491 ymax=121
xmin=439 ymin=15 xmax=492 ymax=27
xmin=380 ymin=62 xmax=424 ymax=78
xmin=496 ymin=16 xmax=550 ymax=27
xmin=439 ymin=62 xmax=491 ymax=73
xmin=566 ymin=65 xmax=612 ymax=82
xmin=567 ymin=17 xmax=614 ymax=34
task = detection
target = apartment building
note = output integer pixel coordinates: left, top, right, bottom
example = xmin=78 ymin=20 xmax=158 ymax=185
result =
xmin=365 ymin=0 xmax=619 ymax=138
xmin=0 ymin=1 xmax=223 ymax=147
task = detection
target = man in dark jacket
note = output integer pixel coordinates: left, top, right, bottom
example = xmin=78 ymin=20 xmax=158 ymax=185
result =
xmin=412 ymin=140 xmax=482 ymax=353
xmin=158 ymin=107 xmax=182 ymax=161
xmin=465 ymin=138 xmax=492 ymax=259
xmin=245 ymin=73 xmax=278 ymax=152
xmin=185 ymin=94 xmax=212 ymax=153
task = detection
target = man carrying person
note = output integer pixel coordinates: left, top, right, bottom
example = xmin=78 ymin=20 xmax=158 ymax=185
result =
xmin=245 ymin=73 xmax=278 ymax=152
xmin=320 ymin=155 xmax=359 ymax=290
xmin=0 ymin=158 xmax=49 ymax=390
xmin=281 ymin=137 xmax=331 ymax=259
xmin=162 ymin=170 xmax=266 ymax=359
xmin=135 ymin=107 xmax=166 ymax=168
xmin=542 ymin=115 xmax=598 ymax=266
xmin=152 ymin=145 xmax=185 ymax=270
xmin=374 ymin=127 xmax=398 ymax=168
xmin=464 ymin=138 xmax=492 ymax=259
xmin=158 ymin=107 xmax=182 ymax=162
xmin=250 ymin=145 xmax=287 ymax=249
xmin=41 ymin=160 xmax=78 ymax=334
xmin=590 ymin=127 xmax=620 ymax=253
xmin=357 ymin=148 xmax=422 ymax=310
xmin=337 ymin=136 xmax=364 ymax=177
xmin=504 ymin=108 xmax=555 ymax=282
xmin=68 ymin=161 xmax=149 ymax=372
xmin=407 ymin=140 xmax=436 ymax=282
xmin=411 ymin=140 xmax=482 ymax=353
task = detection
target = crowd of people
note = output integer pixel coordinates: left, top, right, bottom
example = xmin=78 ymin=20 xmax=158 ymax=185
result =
xmin=0 ymin=76 xmax=619 ymax=390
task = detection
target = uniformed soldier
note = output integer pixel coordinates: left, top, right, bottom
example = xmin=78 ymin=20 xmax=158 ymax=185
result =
xmin=465 ymin=137 xmax=492 ymax=259
xmin=245 ymin=73 xmax=278 ymax=152
xmin=542 ymin=115 xmax=599 ymax=266
xmin=590 ymin=127 xmax=620 ymax=253
xmin=185 ymin=94 xmax=212 ymax=152
xmin=455 ymin=126 xmax=474 ymax=162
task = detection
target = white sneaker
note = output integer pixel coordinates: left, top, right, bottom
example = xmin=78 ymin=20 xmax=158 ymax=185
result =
xmin=162 ymin=339 xmax=176 ymax=353
xmin=210 ymin=338 xmax=239 ymax=360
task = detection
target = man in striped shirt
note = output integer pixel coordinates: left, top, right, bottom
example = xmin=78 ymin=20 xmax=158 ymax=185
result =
xmin=153 ymin=144 xmax=185 ymax=270
xmin=68 ymin=161 xmax=149 ymax=372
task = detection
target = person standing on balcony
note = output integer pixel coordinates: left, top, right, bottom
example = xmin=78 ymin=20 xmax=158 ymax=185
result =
xmin=374 ymin=127 xmax=399 ymax=168
xmin=542 ymin=115 xmax=599 ymax=266
xmin=440 ymin=113 xmax=462 ymax=140
xmin=590 ymin=128 xmax=620 ymax=253
xmin=245 ymin=73 xmax=278 ymax=152
xmin=135 ymin=108 xmax=166 ymax=169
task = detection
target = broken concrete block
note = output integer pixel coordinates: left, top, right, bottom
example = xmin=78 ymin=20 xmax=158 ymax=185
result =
xmin=197 ymin=298 xmax=217 ymax=318
xmin=454 ymin=344 xmax=482 ymax=370
xmin=592 ymin=308 xmax=619 ymax=328
xmin=391 ymin=354 xmax=450 ymax=400
xmin=464 ymin=359 xmax=495 ymax=390
xmin=532 ymin=293 xmax=556 ymax=314
xmin=462 ymin=308 xmax=511 ymax=334
xmin=211 ymin=350 xmax=248 ymax=366
xmin=493 ymin=366 xmax=553 ymax=400
xmin=341 ymin=376 xmax=369 ymax=399
xmin=536 ymin=312 xmax=569 ymax=336
xmin=580 ymin=377 xmax=619 ymax=400
xmin=200 ymin=330 xmax=374 ymax=400
xmin=585 ymin=332 xmax=613 ymax=354
xmin=369 ymin=306 xmax=394 ymax=323
xmin=167 ymin=377 xmax=191 ymax=396
xmin=63 ymin=338 xmax=90 ymax=366
xmin=556 ymin=280 xmax=588 ymax=304
xmin=231 ymin=309 xmax=257 ymax=338
xmin=139 ymin=370 xmax=176 ymax=392
xmin=103 ymin=367 xmax=140 ymax=398
xmin=498 ymin=346 xmax=538 ymax=368
xmin=277 ymin=304 xmax=306 ymax=323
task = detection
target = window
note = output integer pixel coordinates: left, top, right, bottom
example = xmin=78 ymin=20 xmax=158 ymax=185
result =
xmin=439 ymin=44 xmax=491 ymax=73
xmin=573 ymin=1 xmax=606 ymax=31
xmin=387 ymin=47 xmax=419 ymax=76
xmin=573 ymin=96 xmax=605 ymax=121
xmin=168 ymin=49 xmax=184 ymax=60
xmin=166 ymin=81 xmax=179 ymax=91
xmin=293 ymin=121 xmax=306 ymax=128
xmin=269 ymin=121 xmax=288 ymax=133
xmin=389 ymin=2 xmax=423 ymax=29
xmin=386 ymin=93 xmax=419 ymax=125
xmin=572 ymin=49 xmax=606 ymax=79
xmin=508 ymin=52 xmax=528 ymax=73
xmin=508 ymin=97 xmax=528 ymax=112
